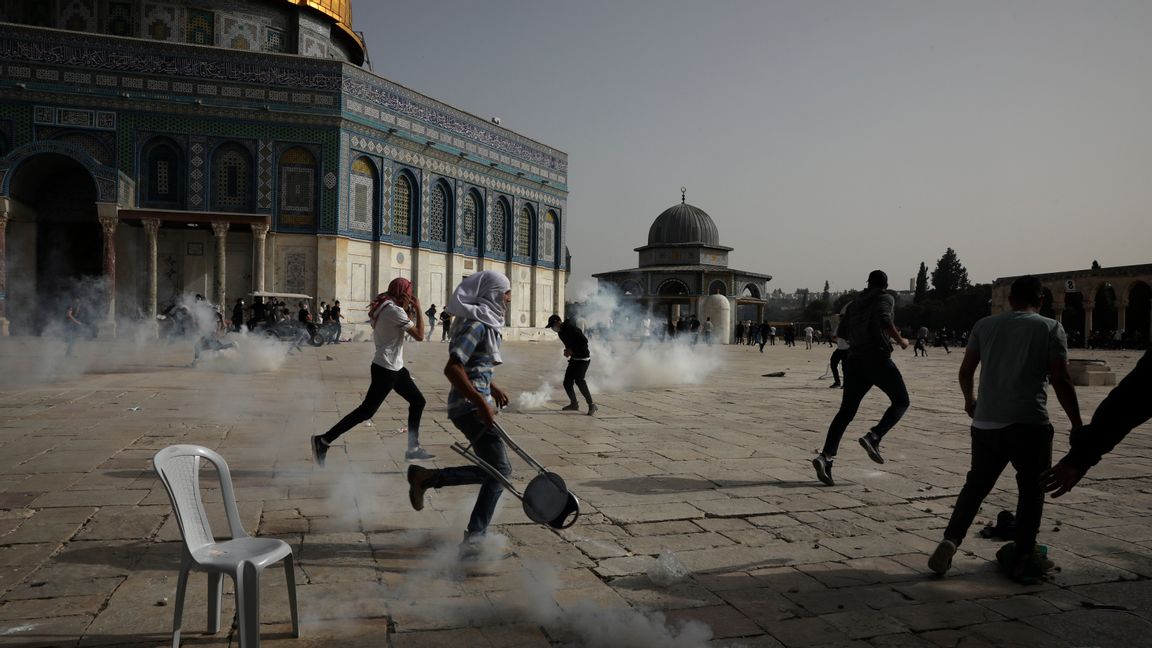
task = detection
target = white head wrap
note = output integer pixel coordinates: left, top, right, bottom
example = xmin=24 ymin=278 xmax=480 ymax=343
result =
xmin=446 ymin=270 xmax=509 ymax=363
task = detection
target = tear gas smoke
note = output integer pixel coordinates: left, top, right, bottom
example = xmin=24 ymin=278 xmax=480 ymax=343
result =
xmin=515 ymin=382 xmax=556 ymax=411
xmin=647 ymin=550 xmax=688 ymax=586
xmin=519 ymin=560 xmax=714 ymax=647
xmin=548 ymin=284 xmax=721 ymax=394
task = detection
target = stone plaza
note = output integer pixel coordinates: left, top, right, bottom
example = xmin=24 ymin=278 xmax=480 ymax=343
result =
xmin=0 ymin=335 xmax=1149 ymax=647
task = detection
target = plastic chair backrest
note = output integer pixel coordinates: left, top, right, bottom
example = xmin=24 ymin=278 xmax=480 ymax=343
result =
xmin=153 ymin=445 xmax=248 ymax=554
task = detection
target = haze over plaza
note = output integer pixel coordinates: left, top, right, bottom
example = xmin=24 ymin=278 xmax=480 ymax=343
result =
xmin=358 ymin=0 xmax=1152 ymax=292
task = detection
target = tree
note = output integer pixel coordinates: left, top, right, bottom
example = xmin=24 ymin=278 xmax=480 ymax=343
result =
xmin=1091 ymin=259 xmax=1101 ymax=270
xmin=914 ymin=262 xmax=929 ymax=304
xmin=832 ymin=290 xmax=858 ymax=314
xmin=821 ymin=280 xmax=831 ymax=308
xmin=930 ymin=247 xmax=971 ymax=301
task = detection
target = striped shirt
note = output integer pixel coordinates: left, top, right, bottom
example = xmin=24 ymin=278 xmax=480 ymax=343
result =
xmin=446 ymin=320 xmax=498 ymax=419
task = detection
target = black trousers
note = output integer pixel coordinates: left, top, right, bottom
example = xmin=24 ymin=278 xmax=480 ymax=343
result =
xmin=564 ymin=358 xmax=593 ymax=406
xmin=321 ymin=364 xmax=426 ymax=446
xmin=829 ymin=349 xmax=848 ymax=384
xmin=943 ymin=424 xmax=1053 ymax=552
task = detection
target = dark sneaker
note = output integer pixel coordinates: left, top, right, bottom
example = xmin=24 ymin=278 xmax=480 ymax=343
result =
xmin=459 ymin=531 xmax=484 ymax=560
xmin=858 ymin=434 xmax=885 ymax=464
xmin=310 ymin=435 xmax=328 ymax=467
xmin=561 ymin=403 xmax=580 ymax=411
xmin=407 ymin=465 xmax=436 ymax=511
xmin=828 ymin=382 xmax=841 ymax=389
xmin=404 ymin=447 xmax=435 ymax=461
xmin=928 ymin=539 xmax=957 ymax=576
xmin=587 ymin=404 xmax=598 ymax=416
xmin=812 ymin=454 xmax=834 ymax=486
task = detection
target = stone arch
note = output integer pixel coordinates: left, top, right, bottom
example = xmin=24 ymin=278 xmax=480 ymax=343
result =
xmin=211 ymin=141 xmax=254 ymax=212
xmin=391 ymin=169 xmax=417 ymax=238
xmin=541 ymin=210 xmax=559 ymax=266
xmin=708 ymin=279 xmax=728 ymax=296
xmin=1093 ymin=282 xmax=1118 ymax=343
xmin=3 ymin=150 xmax=104 ymax=334
xmin=1039 ymin=286 xmax=1055 ymax=319
xmin=460 ymin=187 xmax=482 ymax=250
xmin=658 ymin=278 xmax=690 ymax=296
xmin=428 ymin=178 xmax=451 ymax=244
xmin=1126 ymin=280 xmax=1151 ymax=346
xmin=515 ymin=204 xmax=535 ymax=260
xmin=741 ymin=283 xmax=761 ymax=299
xmin=1 ymin=140 xmax=119 ymax=202
xmin=140 ymin=136 xmax=184 ymax=209
xmin=620 ymin=279 xmax=644 ymax=296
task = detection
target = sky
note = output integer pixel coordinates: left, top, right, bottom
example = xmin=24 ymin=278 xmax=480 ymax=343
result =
xmin=353 ymin=0 xmax=1152 ymax=295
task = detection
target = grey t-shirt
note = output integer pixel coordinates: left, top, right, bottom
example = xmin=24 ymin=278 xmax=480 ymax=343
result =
xmin=969 ymin=311 xmax=1068 ymax=426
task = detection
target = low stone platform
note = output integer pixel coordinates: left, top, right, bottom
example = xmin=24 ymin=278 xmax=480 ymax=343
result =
xmin=0 ymin=334 xmax=1148 ymax=647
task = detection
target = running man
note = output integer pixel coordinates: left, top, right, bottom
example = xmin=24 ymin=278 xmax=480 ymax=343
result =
xmin=311 ymin=277 xmax=433 ymax=466
xmin=406 ymin=271 xmax=515 ymax=555
xmin=812 ymin=270 xmax=910 ymax=486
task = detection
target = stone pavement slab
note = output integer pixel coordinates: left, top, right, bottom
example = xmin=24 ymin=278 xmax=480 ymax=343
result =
xmin=0 ymin=336 xmax=1146 ymax=647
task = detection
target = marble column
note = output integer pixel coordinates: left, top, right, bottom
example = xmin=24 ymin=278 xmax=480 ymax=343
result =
xmin=1118 ymin=296 xmax=1129 ymax=333
xmin=212 ymin=221 xmax=229 ymax=308
xmin=97 ymin=205 xmax=119 ymax=337
xmin=0 ymin=200 xmax=9 ymax=336
xmin=251 ymin=222 xmax=268 ymax=293
xmin=142 ymin=219 xmax=160 ymax=320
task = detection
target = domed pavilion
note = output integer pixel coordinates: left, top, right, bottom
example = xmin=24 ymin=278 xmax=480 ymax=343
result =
xmin=593 ymin=189 xmax=771 ymax=342
xmin=0 ymin=0 xmax=568 ymax=339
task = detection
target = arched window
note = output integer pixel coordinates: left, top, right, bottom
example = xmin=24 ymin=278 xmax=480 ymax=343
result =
xmin=277 ymin=147 xmax=315 ymax=226
xmin=143 ymin=138 xmax=183 ymax=208
xmin=393 ymin=174 xmax=412 ymax=237
xmin=490 ymin=199 xmax=507 ymax=253
xmin=515 ymin=206 xmax=532 ymax=257
xmin=708 ymin=280 xmax=727 ymax=295
xmin=429 ymin=183 xmax=447 ymax=242
xmin=541 ymin=211 xmax=557 ymax=260
xmin=350 ymin=157 xmax=376 ymax=232
xmin=461 ymin=191 xmax=479 ymax=248
xmin=212 ymin=142 xmax=253 ymax=211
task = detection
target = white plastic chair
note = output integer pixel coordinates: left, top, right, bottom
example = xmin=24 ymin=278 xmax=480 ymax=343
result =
xmin=152 ymin=445 xmax=299 ymax=648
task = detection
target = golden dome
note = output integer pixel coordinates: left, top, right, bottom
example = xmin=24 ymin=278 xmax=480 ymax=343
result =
xmin=285 ymin=1 xmax=364 ymax=49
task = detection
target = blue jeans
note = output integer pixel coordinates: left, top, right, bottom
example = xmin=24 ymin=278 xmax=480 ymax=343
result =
xmin=434 ymin=413 xmax=511 ymax=535
xmin=821 ymin=355 xmax=909 ymax=457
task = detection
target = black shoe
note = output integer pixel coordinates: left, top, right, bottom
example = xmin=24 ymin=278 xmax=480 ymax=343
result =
xmin=407 ymin=465 xmax=436 ymax=511
xmin=310 ymin=435 xmax=328 ymax=467
xmin=587 ymin=404 xmax=598 ymax=416
xmin=858 ymin=434 xmax=885 ymax=464
xmin=928 ymin=539 xmax=957 ymax=576
xmin=561 ymin=403 xmax=579 ymax=411
xmin=812 ymin=455 xmax=834 ymax=486
xmin=828 ymin=382 xmax=841 ymax=389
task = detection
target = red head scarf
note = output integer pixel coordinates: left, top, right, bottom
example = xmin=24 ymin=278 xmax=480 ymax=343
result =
xmin=368 ymin=277 xmax=413 ymax=325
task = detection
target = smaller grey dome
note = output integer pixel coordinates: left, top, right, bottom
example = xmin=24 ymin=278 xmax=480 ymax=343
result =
xmin=648 ymin=202 xmax=720 ymax=246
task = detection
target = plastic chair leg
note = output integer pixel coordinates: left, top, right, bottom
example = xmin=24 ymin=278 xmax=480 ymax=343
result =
xmin=235 ymin=561 xmax=261 ymax=648
xmin=284 ymin=555 xmax=299 ymax=638
xmin=171 ymin=563 xmax=190 ymax=648
xmin=206 ymin=572 xmax=223 ymax=633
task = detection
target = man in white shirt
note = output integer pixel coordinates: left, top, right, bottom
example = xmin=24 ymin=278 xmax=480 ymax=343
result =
xmin=311 ymin=277 xmax=433 ymax=466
